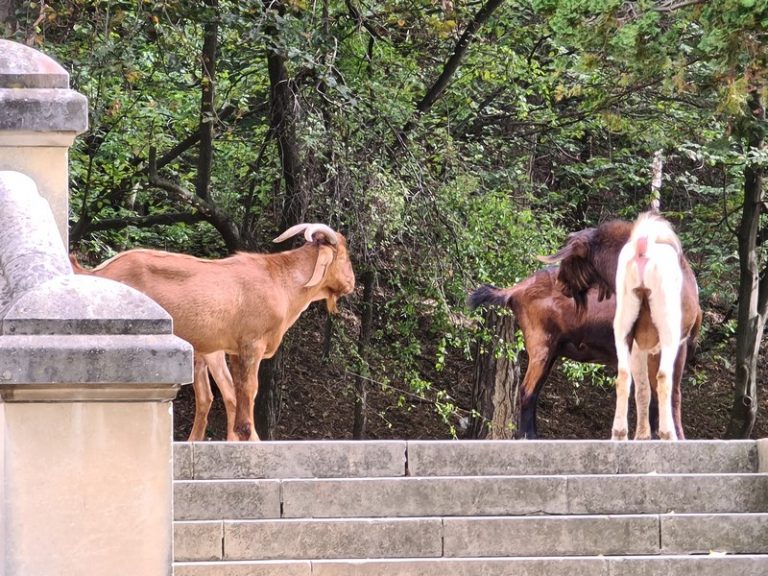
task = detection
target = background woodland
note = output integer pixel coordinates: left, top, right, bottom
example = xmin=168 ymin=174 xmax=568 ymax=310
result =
xmin=2 ymin=0 xmax=768 ymax=440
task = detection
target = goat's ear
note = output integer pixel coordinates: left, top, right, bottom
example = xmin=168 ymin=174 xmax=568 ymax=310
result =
xmin=304 ymin=245 xmax=334 ymax=287
xmin=538 ymin=228 xmax=594 ymax=265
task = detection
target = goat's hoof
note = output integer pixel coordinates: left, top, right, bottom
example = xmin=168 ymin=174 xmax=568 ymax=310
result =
xmin=611 ymin=429 xmax=628 ymax=441
xmin=658 ymin=430 xmax=677 ymax=441
xmin=634 ymin=430 xmax=652 ymax=440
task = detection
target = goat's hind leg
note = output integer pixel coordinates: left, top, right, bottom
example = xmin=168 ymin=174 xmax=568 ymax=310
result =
xmin=650 ymin=283 xmax=683 ymax=441
xmin=232 ymin=344 xmax=265 ymax=441
xmin=188 ymin=353 xmax=215 ymax=442
xmin=205 ymin=351 xmax=242 ymax=442
xmin=612 ymin=294 xmax=641 ymax=441
xmin=631 ymin=348 xmax=652 ymax=440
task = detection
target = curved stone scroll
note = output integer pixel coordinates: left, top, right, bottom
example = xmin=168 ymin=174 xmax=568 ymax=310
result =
xmin=0 ymin=171 xmax=70 ymax=316
xmin=0 ymin=170 xmax=192 ymax=397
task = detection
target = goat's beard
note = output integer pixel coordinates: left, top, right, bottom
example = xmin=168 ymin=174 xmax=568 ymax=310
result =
xmin=326 ymin=295 xmax=339 ymax=314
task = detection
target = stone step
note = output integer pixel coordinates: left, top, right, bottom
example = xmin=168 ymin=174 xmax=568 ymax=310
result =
xmin=174 ymin=473 xmax=768 ymax=521
xmin=173 ymin=440 xmax=765 ymax=480
xmin=173 ymin=555 xmax=768 ymax=576
xmin=174 ymin=513 xmax=768 ymax=562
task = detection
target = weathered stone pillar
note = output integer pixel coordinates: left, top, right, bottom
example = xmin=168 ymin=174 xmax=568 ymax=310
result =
xmin=0 ymin=41 xmax=192 ymax=576
xmin=0 ymin=39 xmax=88 ymax=243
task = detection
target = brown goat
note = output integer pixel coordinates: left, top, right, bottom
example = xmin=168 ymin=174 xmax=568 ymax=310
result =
xmin=72 ymin=223 xmax=355 ymax=441
xmin=541 ymin=215 xmax=701 ymax=440
xmin=470 ymin=269 xmax=617 ymax=438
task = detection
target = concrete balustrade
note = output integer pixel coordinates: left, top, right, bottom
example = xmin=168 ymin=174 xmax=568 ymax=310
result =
xmin=0 ymin=40 xmax=192 ymax=576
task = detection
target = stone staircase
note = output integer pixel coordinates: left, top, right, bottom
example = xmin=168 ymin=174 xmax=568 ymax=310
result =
xmin=172 ymin=439 xmax=768 ymax=575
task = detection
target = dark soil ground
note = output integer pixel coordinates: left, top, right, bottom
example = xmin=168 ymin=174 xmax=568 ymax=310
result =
xmin=172 ymin=307 xmax=768 ymax=442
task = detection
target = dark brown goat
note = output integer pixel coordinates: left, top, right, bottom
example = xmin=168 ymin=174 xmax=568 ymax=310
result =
xmin=470 ymin=268 xmax=618 ymax=439
xmin=541 ymin=214 xmax=702 ymax=440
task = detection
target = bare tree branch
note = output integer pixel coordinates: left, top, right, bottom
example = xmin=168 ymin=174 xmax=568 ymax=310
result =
xmin=400 ymin=0 xmax=506 ymax=139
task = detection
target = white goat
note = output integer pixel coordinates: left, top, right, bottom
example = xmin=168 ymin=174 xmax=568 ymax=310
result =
xmin=612 ymin=212 xmax=699 ymax=440
xmin=72 ymin=223 xmax=355 ymax=441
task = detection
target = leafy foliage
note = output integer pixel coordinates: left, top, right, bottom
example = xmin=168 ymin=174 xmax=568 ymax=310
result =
xmin=5 ymin=0 xmax=768 ymax=436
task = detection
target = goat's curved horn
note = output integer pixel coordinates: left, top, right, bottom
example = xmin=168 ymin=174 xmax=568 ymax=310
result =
xmin=273 ymin=223 xmax=338 ymax=245
xmin=303 ymin=223 xmax=338 ymax=245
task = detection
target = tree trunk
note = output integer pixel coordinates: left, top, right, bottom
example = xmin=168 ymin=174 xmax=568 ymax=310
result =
xmin=256 ymin=0 xmax=308 ymax=439
xmin=727 ymin=90 xmax=765 ymax=438
xmin=468 ymin=308 xmax=520 ymax=439
xmin=255 ymin=348 xmax=285 ymax=440
xmin=352 ymin=267 xmax=375 ymax=439
xmin=196 ymin=0 xmax=218 ymax=201
xmin=0 ymin=0 xmax=17 ymax=25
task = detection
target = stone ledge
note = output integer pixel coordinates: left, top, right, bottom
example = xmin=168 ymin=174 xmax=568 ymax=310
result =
xmin=309 ymin=556 xmax=768 ymax=576
xmin=173 ymin=474 xmax=768 ymax=520
xmin=223 ymin=518 xmax=442 ymax=561
xmin=0 ymin=333 xmax=192 ymax=389
xmin=187 ymin=441 xmax=407 ymax=480
xmin=173 ymin=556 xmax=768 ymax=576
xmin=407 ymin=439 xmax=759 ymax=476
xmin=173 ymin=561 xmax=311 ymax=576
xmin=3 ymin=275 xmax=173 ymax=336
xmin=174 ymin=480 xmax=282 ymax=521
xmin=0 ymin=88 xmax=88 ymax=133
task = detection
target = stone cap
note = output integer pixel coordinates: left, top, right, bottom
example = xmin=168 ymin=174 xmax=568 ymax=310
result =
xmin=0 ymin=39 xmax=88 ymax=133
xmin=3 ymin=275 xmax=173 ymax=335
xmin=0 ymin=40 xmax=69 ymax=88
xmin=0 ymin=275 xmax=193 ymax=400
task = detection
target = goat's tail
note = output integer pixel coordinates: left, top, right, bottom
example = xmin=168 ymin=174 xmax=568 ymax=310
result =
xmin=632 ymin=212 xmax=682 ymax=254
xmin=468 ymin=284 xmax=513 ymax=310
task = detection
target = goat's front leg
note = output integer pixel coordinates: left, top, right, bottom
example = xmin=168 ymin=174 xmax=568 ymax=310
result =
xmin=517 ymin=349 xmax=556 ymax=439
xmin=204 ymin=351 xmax=239 ymax=441
xmin=631 ymin=348 xmax=652 ymax=440
xmin=188 ymin=353 xmax=214 ymax=442
xmin=232 ymin=343 xmax=265 ymax=441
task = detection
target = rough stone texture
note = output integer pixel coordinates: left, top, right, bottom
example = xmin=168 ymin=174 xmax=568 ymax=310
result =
xmin=175 ymin=443 xmax=194 ymax=481
xmin=407 ymin=440 xmax=618 ymax=476
xmin=566 ymin=474 xmax=768 ymax=514
xmin=661 ymin=513 xmax=768 ymax=554
xmin=614 ymin=440 xmax=758 ymax=474
xmin=280 ymin=476 xmax=567 ymax=518
xmin=312 ymin=557 xmax=611 ymax=576
xmin=407 ymin=440 xmax=759 ymax=477
xmin=189 ymin=441 xmax=406 ymax=480
xmin=3 ymin=275 xmax=172 ymax=335
xmin=309 ymin=556 xmax=768 ymax=576
xmin=174 ymin=522 xmax=223 ymax=562
xmin=0 ymin=88 xmax=89 ymax=132
xmin=443 ymin=515 xmax=659 ymax=557
xmin=0 ymin=334 xmax=190 ymax=389
xmin=173 ymin=561 xmax=311 ymax=576
xmin=0 ymin=171 xmax=69 ymax=308
xmin=174 ymin=481 xmax=282 ymax=521
xmin=605 ymin=555 xmax=768 ymax=576
xmin=0 ymin=41 xmax=87 ymax=132
xmin=173 ymin=440 xmax=768 ymax=575
xmin=224 ymin=518 xmax=442 ymax=560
